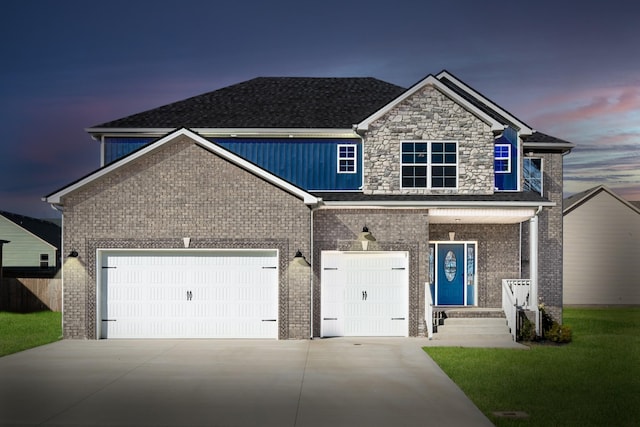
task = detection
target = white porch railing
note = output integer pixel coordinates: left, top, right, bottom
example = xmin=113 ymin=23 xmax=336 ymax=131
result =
xmin=502 ymin=279 xmax=532 ymax=341
xmin=425 ymin=282 xmax=433 ymax=340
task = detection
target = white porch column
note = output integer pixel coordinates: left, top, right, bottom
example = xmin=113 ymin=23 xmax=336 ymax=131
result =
xmin=529 ymin=213 xmax=540 ymax=335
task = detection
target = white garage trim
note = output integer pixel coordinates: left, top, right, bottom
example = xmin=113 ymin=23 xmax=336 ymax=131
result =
xmin=96 ymin=249 xmax=279 ymax=339
xmin=321 ymin=251 xmax=409 ymax=337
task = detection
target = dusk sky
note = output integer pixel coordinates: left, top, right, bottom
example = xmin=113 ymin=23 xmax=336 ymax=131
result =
xmin=2 ymin=0 xmax=639 ymax=218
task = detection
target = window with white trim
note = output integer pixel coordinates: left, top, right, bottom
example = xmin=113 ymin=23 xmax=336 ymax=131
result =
xmin=523 ymin=157 xmax=543 ymax=194
xmin=494 ymin=144 xmax=511 ymax=173
xmin=337 ymin=144 xmax=356 ymax=173
xmin=401 ymin=141 xmax=457 ymax=188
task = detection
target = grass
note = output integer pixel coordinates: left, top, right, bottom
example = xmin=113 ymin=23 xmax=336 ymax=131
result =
xmin=0 ymin=311 xmax=62 ymax=357
xmin=424 ymin=307 xmax=640 ymax=426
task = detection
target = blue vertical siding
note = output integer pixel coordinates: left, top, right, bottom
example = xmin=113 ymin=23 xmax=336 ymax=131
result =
xmin=212 ymin=138 xmax=361 ymax=191
xmin=494 ymin=127 xmax=518 ymax=191
xmin=104 ymin=137 xmax=157 ymax=164
xmin=103 ymin=136 xmax=362 ymax=191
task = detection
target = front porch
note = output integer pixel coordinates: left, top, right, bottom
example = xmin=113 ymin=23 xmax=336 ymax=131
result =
xmin=425 ymin=279 xmax=537 ymax=343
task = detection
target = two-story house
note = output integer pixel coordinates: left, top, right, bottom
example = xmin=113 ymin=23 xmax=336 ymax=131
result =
xmin=45 ymin=71 xmax=574 ymax=340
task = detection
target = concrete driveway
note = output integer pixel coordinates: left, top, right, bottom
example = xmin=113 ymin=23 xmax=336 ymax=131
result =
xmin=0 ymin=338 xmax=495 ymax=427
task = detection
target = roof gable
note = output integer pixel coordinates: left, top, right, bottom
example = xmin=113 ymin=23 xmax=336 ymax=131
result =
xmin=563 ymin=185 xmax=640 ymax=215
xmin=45 ymin=128 xmax=319 ymax=205
xmin=356 ymin=75 xmax=505 ymax=133
xmin=0 ymin=211 xmax=60 ymax=250
xmin=436 ymin=70 xmax=534 ymax=134
xmin=89 ymin=78 xmax=405 ymax=131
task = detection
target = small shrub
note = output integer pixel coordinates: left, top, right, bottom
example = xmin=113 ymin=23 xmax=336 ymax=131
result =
xmin=540 ymin=306 xmax=554 ymax=334
xmin=517 ymin=312 xmax=536 ymax=341
xmin=547 ymin=321 xmax=572 ymax=343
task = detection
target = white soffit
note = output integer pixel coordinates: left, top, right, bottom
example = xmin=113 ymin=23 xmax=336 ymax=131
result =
xmin=429 ymin=208 xmax=536 ymax=224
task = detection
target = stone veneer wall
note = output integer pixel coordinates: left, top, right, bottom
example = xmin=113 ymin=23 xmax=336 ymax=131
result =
xmin=313 ymin=209 xmax=429 ymax=337
xmin=61 ymin=135 xmax=312 ymax=339
xmin=363 ymin=85 xmax=495 ymax=195
xmin=430 ymin=224 xmax=520 ymax=307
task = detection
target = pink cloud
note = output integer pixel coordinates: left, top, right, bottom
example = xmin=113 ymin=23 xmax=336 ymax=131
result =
xmin=528 ymin=85 xmax=640 ymax=129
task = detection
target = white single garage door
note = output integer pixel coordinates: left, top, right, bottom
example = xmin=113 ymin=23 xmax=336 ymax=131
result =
xmin=321 ymin=251 xmax=409 ymax=337
xmin=98 ymin=250 xmax=279 ymax=339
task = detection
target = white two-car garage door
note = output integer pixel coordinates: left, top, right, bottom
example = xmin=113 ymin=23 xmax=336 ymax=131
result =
xmin=321 ymin=251 xmax=409 ymax=337
xmin=98 ymin=250 xmax=279 ymax=339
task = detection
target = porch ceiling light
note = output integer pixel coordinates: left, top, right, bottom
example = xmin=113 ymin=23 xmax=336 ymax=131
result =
xmin=357 ymin=226 xmax=376 ymax=251
xmin=293 ymin=250 xmax=311 ymax=267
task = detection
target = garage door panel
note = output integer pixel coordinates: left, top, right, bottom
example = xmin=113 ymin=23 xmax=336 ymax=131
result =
xmin=100 ymin=250 xmax=278 ymax=339
xmin=321 ymin=252 xmax=409 ymax=337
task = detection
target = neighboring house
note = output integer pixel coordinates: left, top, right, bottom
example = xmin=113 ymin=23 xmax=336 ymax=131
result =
xmin=563 ymin=185 xmax=640 ymax=305
xmin=45 ymin=71 xmax=574 ymax=339
xmin=0 ymin=211 xmax=61 ymax=311
xmin=0 ymin=211 xmax=60 ymax=271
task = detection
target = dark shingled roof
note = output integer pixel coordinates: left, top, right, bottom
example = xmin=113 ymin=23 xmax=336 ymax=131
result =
xmin=0 ymin=211 xmax=61 ymax=249
xmin=92 ymin=77 xmax=406 ymax=129
xmin=312 ymin=191 xmax=551 ymax=203
xmin=521 ymin=131 xmax=573 ymax=145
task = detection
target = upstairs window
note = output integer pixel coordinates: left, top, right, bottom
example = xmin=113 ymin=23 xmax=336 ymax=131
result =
xmin=494 ymin=144 xmax=511 ymax=173
xmin=337 ymin=144 xmax=356 ymax=173
xmin=401 ymin=141 xmax=457 ymax=188
xmin=524 ymin=158 xmax=543 ymax=194
xmin=40 ymin=254 xmax=49 ymax=268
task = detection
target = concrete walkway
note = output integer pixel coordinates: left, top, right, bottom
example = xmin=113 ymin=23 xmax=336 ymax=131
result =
xmin=0 ymin=338 xmax=498 ymax=426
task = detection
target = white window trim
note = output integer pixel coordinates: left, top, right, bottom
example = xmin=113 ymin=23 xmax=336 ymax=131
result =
xmin=337 ymin=144 xmax=357 ymax=174
xmin=400 ymin=140 xmax=458 ymax=189
xmin=523 ymin=157 xmax=544 ymax=195
xmin=494 ymin=143 xmax=511 ymax=174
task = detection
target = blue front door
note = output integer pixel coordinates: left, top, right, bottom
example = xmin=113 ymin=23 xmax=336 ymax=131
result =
xmin=437 ymin=244 xmax=465 ymax=305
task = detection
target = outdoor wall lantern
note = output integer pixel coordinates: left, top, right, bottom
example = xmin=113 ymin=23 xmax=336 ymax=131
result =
xmin=292 ymin=250 xmax=311 ymax=267
xmin=68 ymin=250 xmax=79 ymax=258
xmin=357 ymin=226 xmax=376 ymax=251
xmin=449 ymin=231 xmax=456 ymax=241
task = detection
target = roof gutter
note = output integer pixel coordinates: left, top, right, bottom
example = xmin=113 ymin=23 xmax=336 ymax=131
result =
xmin=86 ymin=127 xmax=360 ymax=139
xmin=523 ymin=141 xmax=576 ymax=152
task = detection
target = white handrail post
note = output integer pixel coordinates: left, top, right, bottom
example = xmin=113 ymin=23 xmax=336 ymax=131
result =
xmin=502 ymin=280 xmax=517 ymax=341
xmin=425 ymin=282 xmax=433 ymax=340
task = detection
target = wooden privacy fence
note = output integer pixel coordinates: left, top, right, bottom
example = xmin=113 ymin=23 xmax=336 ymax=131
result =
xmin=0 ymin=275 xmax=62 ymax=312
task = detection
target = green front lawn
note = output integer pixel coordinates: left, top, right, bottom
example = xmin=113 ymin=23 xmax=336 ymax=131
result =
xmin=0 ymin=311 xmax=62 ymax=357
xmin=425 ymin=307 xmax=640 ymax=426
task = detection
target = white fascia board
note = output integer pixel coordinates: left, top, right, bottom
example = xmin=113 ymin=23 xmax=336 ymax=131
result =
xmin=86 ymin=127 xmax=359 ymax=139
xmin=436 ymin=71 xmax=534 ymax=135
xmin=356 ymin=75 xmax=505 ymax=133
xmin=46 ymin=128 xmax=319 ymax=206
xmin=319 ymin=200 xmax=555 ymax=208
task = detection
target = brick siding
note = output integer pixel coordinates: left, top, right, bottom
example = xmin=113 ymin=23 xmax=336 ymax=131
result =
xmin=313 ymin=209 xmax=429 ymax=337
xmin=61 ymin=135 xmax=312 ymax=339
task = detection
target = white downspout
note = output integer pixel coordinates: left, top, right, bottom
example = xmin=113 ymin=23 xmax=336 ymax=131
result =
xmin=310 ymin=207 xmax=314 ymax=339
xmin=530 ymin=206 xmax=542 ymax=335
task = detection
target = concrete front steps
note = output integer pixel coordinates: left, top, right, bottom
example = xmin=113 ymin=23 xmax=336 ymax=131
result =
xmin=432 ymin=308 xmax=515 ymax=344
